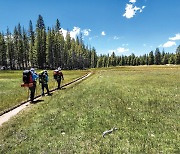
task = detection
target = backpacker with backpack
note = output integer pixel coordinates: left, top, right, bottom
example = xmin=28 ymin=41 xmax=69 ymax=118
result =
xmin=53 ymin=70 xmax=58 ymax=80
xmin=39 ymin=71 xmax=47 ymax=84
xmin=21 ymin=70 xmax=33 ymax=87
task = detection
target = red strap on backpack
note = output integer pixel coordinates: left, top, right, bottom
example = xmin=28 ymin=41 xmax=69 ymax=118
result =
xmin=29 ymin=74 xmax=33 ymax=83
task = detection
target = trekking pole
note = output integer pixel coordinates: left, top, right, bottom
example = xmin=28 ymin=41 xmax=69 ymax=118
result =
xmin=36 ymin=84 xmax=37 ymax=97
xmin=54 ymin=79 xmax=56 ymax=90
xmin=61 ymin=79 xmax=63 ymax=88
xmin=27 ymin=88 xmax=29 ymax=101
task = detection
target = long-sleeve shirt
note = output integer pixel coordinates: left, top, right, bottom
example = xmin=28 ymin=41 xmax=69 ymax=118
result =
xmin=32 ymin=72 xmax=39 ymax=81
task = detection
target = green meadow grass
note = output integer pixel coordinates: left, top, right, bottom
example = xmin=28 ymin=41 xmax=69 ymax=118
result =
xmin=0 ymin=70 xmax=88 ymax=114
xmin=0 ymin=66 xmax=179 ymax=153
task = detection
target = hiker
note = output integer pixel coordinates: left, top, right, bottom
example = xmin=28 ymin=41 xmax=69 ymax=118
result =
xmin=29 ymin=68 xmax=38 ymax=102
xmin=53 ymin=67 xmax=64 ymax=89
xmin=39 ymin=70 xmax=51 ymax=96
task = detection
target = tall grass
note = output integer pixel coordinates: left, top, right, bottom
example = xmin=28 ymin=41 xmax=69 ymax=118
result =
xmin=0 ymin=70 xmax=88 ymax=114
xmin=0 ymin=66 xmax=179 ymax=153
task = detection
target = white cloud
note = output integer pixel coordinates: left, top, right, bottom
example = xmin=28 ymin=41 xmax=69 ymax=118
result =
xmin=163 ymin=41 xmax=176 ymax=48
xmin=101 ymin=31 xmax=106 ymax=36
xmin=61 ymin=27 xmax=91 ymax=39
xmin=82 ymin=29 xmax=91 ymax=36
xmin=61 ymin=28 xmax=68 ymax=38
xmin=129 ymin=0 xmax=136 ymax=3
xmin=123 ymin=2 xmax=146 ymax=19
xmin=109 ymin=47 xmax=129 ymax=54
xmin=169 ymin=33 xmax=180 ymax=41
xmin=117 ymin=47 xmax=129 ymax=53
xmin=70 ymin=27 xmax=81 ymax=39
xmin=61 ymin=27 xmax=80 ymax=39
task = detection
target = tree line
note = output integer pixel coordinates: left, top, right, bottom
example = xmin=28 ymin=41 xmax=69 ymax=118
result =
xmin=0 ymin=15 xmax=180 ymax=70
xmin=97 ymin=47 xmax=180 ymax=67
xmin=0 ymin=15 xmax=97 ymax=70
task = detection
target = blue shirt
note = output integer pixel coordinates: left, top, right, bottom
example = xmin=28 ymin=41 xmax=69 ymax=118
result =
xmin=31 ymin=72 xmax=39 ymax=81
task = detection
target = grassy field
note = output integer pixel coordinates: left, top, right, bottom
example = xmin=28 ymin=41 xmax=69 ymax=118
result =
xmin=0 ymin=66 xmax=179 ymax=153
xmin=0 ymin=70 xmax=89 ymax=114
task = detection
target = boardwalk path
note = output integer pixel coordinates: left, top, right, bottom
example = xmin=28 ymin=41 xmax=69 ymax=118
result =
xmin=0 ymin=72 xmax=91 ymax=126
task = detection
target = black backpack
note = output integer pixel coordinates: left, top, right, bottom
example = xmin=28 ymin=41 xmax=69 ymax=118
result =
xmin=23 ymin=70 xmax=32 ymax=84
xmin=39 ymin=72 xmax=46 ymax=83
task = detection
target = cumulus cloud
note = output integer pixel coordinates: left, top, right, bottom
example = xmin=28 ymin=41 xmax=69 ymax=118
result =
xmin=117 ymin=47 xmax=129 ymax=53
xmin=101 ymin=31 xmax=106 ymax=36
xmin=60 ymin=27 xmax=91 ymax=39
xmin=82 ymin=29 xmax=91 ymax=36
xmin=123 ymin=0 xmax=146 ymax=19
xmin=129 ymin=0 xmax=136 ymax=3
xmin=163 ymin=41 xmax=176 ymax=48
xmin=109 ymin=47 xmax=129 ymax=54
xmin=70 ymin=27 xmax=81 ymax=39
xmin=61 ymin=28 xmax=68 ymax=38
xmin=169 ymin=33 xmax=180 ymax=41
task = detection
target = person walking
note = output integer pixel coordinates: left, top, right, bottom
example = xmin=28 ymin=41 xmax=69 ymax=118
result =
xmin=39 ymin=70 xmax=51 ymax=96
xmin=29 ymin=68 xmax=38 ymax=103
xmin=53 ymin=67 xmax=64 ymax=89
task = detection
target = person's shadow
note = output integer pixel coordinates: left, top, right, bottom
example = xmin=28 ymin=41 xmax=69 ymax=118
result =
xmin=31 ymin=99 xmax=44 ymax=104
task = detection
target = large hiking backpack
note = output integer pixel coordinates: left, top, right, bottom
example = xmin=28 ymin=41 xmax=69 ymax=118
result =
xmin=39 ymin=71 xmax=46 ymax=83
xmin=53 ymin=70 xmax=58 ymax=80
xmin=21 ymin=70 xmax=33 ymax=87
xmin=23 ymin=70 xmax=32 ymax=84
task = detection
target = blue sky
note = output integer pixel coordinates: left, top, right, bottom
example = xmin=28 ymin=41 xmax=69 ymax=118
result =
xmin=0 ymin=0 xmax=180 ymax=56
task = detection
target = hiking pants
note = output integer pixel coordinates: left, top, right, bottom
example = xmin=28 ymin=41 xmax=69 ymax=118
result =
xmin=41 ymin=83 xmax=50 ymax=95
xmin=29 ymin=84 xmax=36 ymax=101
xmin=57 ymin=79 xmax=61 ymax=89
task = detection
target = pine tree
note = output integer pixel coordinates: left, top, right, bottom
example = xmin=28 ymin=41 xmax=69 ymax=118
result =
xmin=175 ymin=45 xmax=180 ymax=64
xmin=110 ymin=52 xmax=116 ymax=66
xmin=91 ymin=47 xmax=97 ymax=68
xmin=13 ymin=26 xmax=19 ymax=69
xmin=120 ymin=55 xmax=125 ymax=66
xmin=47 ymin=28 xmax=54 ymax=69
xmin=0 ymin=33 xmax=7 ymax=67
xmin=154 ymin=48 xmax=161 ymax=65
xmin=6 ymin=28 xmax=15 ymax=69
xmin=36 ymin=15 xmax=46 ymax=69
xmin=22 ymin=28 xmax=29 ymax=68
xmin=97 ymin=56 xmax=102 ymax=68
xmin=169 ymin=54 xmax=175 ymax=64
xmin=161 ymin=49 xmax=165 ymax=64
xmin=131 ymin=53 xmax=135 ymax=65
xmin=55 ymin=19 xmax=61 ymax=32
xmin=28 ymin=20 xmax=36 ymax=67
xmin=148 ymin=51 xmax=154 ymax=65
xmin=162 ymin=54 xmax=168 ymax=65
